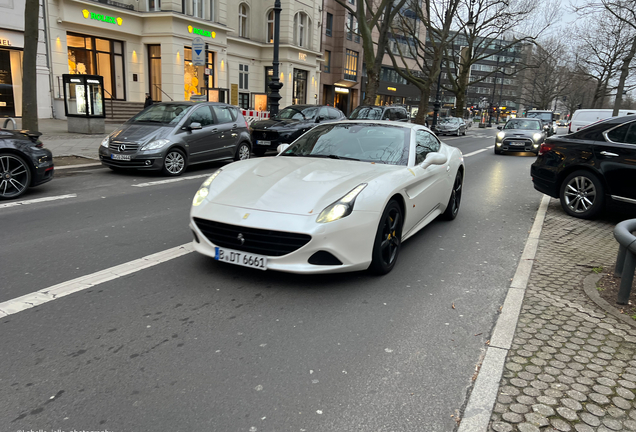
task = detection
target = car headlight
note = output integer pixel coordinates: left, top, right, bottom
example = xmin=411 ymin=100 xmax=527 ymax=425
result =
xmin=141 ymin=139 xmax=170 ymax=151
xmin=533 ymin=133 xmax=543 ymax=142
xmin=192 ymin=170 xmax=221 ymax=207
xmin=316 ymin=184 xmax=367 ymax=224
xmin=497 ymin=132 xmax=505 ymax=140
xmin=101 ymin=136 xmax=110 ymax=148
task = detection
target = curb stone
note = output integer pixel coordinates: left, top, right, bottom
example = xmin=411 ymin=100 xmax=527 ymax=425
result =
xmin=583 ymin=273 xmax=636 ymax=329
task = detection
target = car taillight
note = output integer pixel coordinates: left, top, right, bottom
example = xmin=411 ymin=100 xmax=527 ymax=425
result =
xmin=538 ymin=142 xmax=554 ymax=156
xmin=245 ymin=119 xmax=249 ymax=129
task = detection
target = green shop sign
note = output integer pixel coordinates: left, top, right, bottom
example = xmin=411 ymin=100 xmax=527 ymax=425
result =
xmin=82 ymin=9 xmax=123 ymax=26
xmin=188 ymin=25 xmax=216 ymax=38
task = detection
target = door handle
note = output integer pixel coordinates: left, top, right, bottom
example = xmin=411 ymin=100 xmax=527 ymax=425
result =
xmin=211 ymin=128 xmax=218 ymax=133
xmin=446 ymin=166 xmax=451 ymax=172
xmin=600 ymin=151 xmax=619 ymax=157
xmin=232 ymin=124 xmax=237 ymax=130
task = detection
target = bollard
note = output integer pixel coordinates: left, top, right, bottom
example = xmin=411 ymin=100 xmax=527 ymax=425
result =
xmin=613 ymin=219 xmax=636 ymax=305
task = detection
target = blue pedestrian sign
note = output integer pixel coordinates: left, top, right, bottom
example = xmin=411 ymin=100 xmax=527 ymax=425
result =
xmin=192 ymin=37 xmax=206 ymax=66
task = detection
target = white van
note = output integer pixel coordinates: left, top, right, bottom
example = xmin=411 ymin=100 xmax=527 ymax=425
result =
xmin=569 ymin=109 xmax=636 ymax=133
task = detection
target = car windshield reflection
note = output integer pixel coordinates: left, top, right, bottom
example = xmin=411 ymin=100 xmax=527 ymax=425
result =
xmin=281 ymin=124 xmax=410 ymax=165
xmin=275 ymin=107 xmax=319 ymax=121
xmin=130 ymin=104 xmax=190 ymax=125
xmin=504 ymin=120 xmax=542 ymax=130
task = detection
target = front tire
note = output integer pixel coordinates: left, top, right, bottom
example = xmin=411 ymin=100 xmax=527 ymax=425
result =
xmin=559 ymin=170 xmax=604 ymax=219
xmin=162 ymin=148 xmax=187 ymax=176
xmin=234 ymin=142 xmax=251 ymax=161
xmin=494 ymin=146 xmax=502 ymax=155
xmin=0 ymin=153 xmax=31 ymax=200
xmin=369 ymin=200 xmax=403 ymax=275
xmin=441 ymin=170 xmax=463 ymax=220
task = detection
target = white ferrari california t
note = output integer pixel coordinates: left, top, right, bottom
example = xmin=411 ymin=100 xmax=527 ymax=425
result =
xmin=189 ymin=121 xmax=464 ymax=274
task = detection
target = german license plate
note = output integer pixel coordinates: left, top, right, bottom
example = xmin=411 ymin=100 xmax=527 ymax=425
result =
xmin=215 ymin=247 xmax=267 ymax=270
xmin=111 ymin=154 xmax=131 ymax=160
xmin=510 ymin=142 xmax=524 ymax=146
xmin=256 ymin=140 xmax=271 ymax=146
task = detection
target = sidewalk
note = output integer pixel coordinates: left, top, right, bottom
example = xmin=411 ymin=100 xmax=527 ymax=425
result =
xmin=480 ymin=198 xmax=636 ymax=432
xmin=13 ymin=118 xmax=123 ymax=160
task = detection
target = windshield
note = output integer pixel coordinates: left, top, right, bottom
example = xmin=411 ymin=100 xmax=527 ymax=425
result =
xmin=275 ymin=107 xmax=319 ymax=120
xmin=281 ymin=123 xmax=410 ymax=165
xmin=504 ymin=119 xmax=542 ymax=130
xmin=349 ymin=107 xmax=383 ymax=120
xmin=130 ymin=104 xmax=190 ymax=125
xmin=441 ymin=118 xmax=460 ymax=124
xmin=527 ymin=112 xmax=553 ymax=122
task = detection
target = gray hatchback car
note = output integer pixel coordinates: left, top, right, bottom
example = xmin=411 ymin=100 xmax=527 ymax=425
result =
xmin=99 ymin=102 xmax=252 ymax=176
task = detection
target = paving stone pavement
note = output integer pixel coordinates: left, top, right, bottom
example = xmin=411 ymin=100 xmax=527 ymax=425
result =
xmin=488 ymin=199 xmax=636 ymax=432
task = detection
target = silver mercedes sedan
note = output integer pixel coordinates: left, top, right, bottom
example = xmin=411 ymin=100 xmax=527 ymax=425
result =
xmin=494 ymin=118 xmax=546 ymax=155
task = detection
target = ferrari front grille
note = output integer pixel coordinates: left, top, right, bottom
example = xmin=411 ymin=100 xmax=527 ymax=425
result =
xmin=193 ymin=218 xmax=311 ymax=257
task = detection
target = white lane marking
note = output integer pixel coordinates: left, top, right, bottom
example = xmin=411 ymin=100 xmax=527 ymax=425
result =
xmin=463 ymin=147 xmax=492 ymax=157
xmin=132 ymin=173 xmax=213 ymax=188
xmin=0 ymin=243 xmax=194 ymax=318
xmin=0 ymin=194 xmax=77 ymax=209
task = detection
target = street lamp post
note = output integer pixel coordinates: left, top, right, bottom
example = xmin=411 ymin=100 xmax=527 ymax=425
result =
xmin=267 ymin=0 xmax=283 ymax=116
xmin=487 ymin=53 xmax=500 ymax=127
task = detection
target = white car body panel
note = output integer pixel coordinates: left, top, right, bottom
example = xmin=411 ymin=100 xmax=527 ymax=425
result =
xmin=190 ymin=121 xmax=464 ymax=274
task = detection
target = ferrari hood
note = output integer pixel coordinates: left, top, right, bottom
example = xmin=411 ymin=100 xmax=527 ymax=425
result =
xmin=207 ymin=157 xmax=395 ymax=215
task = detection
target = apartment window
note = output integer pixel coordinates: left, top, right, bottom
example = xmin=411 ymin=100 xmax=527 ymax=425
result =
xmin=193 ymin=0 xmax=203 ymax=18
xmin=148 ymin=0 xmax=160 ymax=11
xmin=344 ymin=49 xmax=358 ymax=81
xmin=239 ymin=64 xmax=249 ymax=90
xmin=346 ymin=13 xmax=353 ymax=40
xmin=238 ymin=3 xmax=249 ymax=38
xmin=326 ymin=13 xmax=333 ymax=37
xmin=209 ymin=0 xmax=215 ymax=21
xmin=267 ymin=10 xmax=274 ymax=43
xmin=348 ymin=0 xmax=355 ymax=4
xmin=294 ymin=12 xmax=309 ymax=48
xmin=324 ymin=50 xmax=331 ymax=73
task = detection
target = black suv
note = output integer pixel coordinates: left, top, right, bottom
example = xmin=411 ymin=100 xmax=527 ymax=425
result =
xmin=531 ymin=114 xmax=636 ymax=219
xmin=249 ymin=105 xmax=346 ymax=156
xmin=348 ymin=105 xmax=410 ymax=122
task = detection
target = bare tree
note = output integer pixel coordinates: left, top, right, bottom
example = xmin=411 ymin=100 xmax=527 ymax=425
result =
xmin=22 ymin=0 xmax=39 ymax=132
xmin=334 ymin=0 xmax=409 ymax=105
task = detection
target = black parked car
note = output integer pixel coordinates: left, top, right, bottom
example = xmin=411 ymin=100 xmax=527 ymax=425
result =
xmin=250 ymin=105 xmax=345 ymax=156
xmin=349 ymin=105 xmax=410 ymax=122
xmin=531 ymin=114 xmax=636 ymax=219
xmin=0 ymin=129 xmax=54 ymax=200
xmin=99 ymin=102 xmax=252 ymax=176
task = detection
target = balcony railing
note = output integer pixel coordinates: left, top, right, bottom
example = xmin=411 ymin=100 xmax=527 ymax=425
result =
xmin=91 ymin=0 xmax=135 ymax=11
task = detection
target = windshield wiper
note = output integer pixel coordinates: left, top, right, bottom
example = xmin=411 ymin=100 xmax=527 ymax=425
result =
xmin=326 ymin=154 xmax=360 ymax=161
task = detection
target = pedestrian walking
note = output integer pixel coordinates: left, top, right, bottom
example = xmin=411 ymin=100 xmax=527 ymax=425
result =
xmin=144 ymin=93 xmax=153 ymax=109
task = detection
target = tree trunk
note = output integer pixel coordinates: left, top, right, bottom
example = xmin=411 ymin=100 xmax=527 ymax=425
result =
xmin=414 ymin=91 xmax=429 ymax=126
xmin=363 ymin=68 xmax=380 ymax=106
xmin=22 ymin=0 xmax=39 ymax=132
xmin=454 ymin=91 xmax=466 ymax=118
xmin=613 ymin=35 xmax=636 ymax=116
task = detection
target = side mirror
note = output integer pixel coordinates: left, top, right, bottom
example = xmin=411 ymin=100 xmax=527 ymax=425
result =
xmin=277 ymin=144 xmax=291 ymax=154
xmin=189 ymin=122 xmax=202 ymax=130
xmin=316 ymin=115 xmax=326 ymax=123
xmin=497 ymin=126 xmax=502 ymax=130
xmin=420 ymin=152 xmax=448 ymax=169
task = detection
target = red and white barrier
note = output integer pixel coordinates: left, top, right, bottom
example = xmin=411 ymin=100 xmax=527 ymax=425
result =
xmin=241 ymin=110 xmax=270 ymax=124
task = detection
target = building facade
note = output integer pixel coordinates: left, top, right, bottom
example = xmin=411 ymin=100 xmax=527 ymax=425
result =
xmin=0 ymin=0 xmax=52 ymax=118
xmin=320 ymin=0 xmax=363 ymax=115
xmin=46 ymin=0 xmax=322 ymax=118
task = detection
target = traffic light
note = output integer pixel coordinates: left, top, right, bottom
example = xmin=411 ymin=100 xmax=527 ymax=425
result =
xmin=577 ymin=103 xmax=582 ymax=109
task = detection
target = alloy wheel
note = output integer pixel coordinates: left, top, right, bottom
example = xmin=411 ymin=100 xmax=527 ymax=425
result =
xmin=450 ymin=172 xmax=462 ymax=216
xmin=380 ymin=208 xmax=402 ymax=266
xmin=0 ymin=154 xmax=30 ymax=199
xmin=563 ymin=175 xmax=596 ymax=213
xmin=165 ymin=151 xmax=185 ymax=175
xmin=238 ymin=144 xmax=250 ymax=160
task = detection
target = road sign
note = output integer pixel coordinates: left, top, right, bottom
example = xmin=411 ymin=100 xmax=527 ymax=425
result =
xmin=192 ymin=37 xmax=205 ymax=66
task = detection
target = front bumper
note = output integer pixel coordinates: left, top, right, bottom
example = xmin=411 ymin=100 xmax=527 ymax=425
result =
xmin=250 ymin=130 xmax=294 ymax=150
xmin=190 ymin=202 xmax=380 ymax=274
xmin=31 ymin=148 xmax=54 ymax=186
xmin=530 ymin=164 xmax=559 ymax=197
xmin=496 ymin=138 xmax=540 ymax=152
xmin=98 ymin=146 xmax=163 ymax=170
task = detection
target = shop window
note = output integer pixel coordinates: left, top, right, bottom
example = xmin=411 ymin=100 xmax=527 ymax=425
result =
xmin=324 ymin=50 xmax=331 ymax=73
xmin=66 ymin=33 xmax=125 ymax=100
xmin=148 ymin=45 xmax=162 ymax=101
xmin=0 ymin=49 xmax=23 ymax=117
xmin=326 ymin=13 xmax=333 ymax=37
xmin=345 ymin=50 xmax=358 ymax=81
xmin=238 ymin=93 xmax=249 ymax=109
xmin=239 ymin=64 xmax=249 ymax=90
xmin=293 ymin=69 xmax=307 ymax=105
xmin=267 ymin=10 xmax=274 ymax=43
xmin=184 ymin=47 xmax=206 ymax=101
xmin=238 ymin=3 xmax=249 ymax=38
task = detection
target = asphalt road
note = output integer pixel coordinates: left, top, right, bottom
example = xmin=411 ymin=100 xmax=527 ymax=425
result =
xmin=0 ymin=126 xmax=554 ymax=431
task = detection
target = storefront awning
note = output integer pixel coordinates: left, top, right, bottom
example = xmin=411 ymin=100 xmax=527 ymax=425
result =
xmin=334 ymin=79 xmax=358 ymax=88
